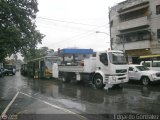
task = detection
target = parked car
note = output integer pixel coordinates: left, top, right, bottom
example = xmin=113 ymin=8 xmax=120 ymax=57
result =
xmin=0 ymin=68 xmax=5 ymax=77
xmin=128 ymin=64 xmax=160 ymax=85
xmin=4 ymin=64 xmax=16 ymax=75
xmin=0 ymin=63 xmax=4 ymax=77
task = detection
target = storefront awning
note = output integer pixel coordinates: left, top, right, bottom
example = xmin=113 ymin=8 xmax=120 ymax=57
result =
xmin=140 ymin=54 xmax=160 ymax=59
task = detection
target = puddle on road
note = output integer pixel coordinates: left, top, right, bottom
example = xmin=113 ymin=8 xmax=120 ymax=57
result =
xmin=1 ymin=73 xmax=160 ymax=114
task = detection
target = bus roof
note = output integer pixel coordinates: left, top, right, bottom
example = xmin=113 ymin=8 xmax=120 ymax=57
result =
xmin=27 ymin=56 xmax=58 ymax=62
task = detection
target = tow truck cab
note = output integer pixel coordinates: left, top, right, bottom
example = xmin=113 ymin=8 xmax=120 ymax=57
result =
xmin=95 ymin=50 xmax=128 ymax=86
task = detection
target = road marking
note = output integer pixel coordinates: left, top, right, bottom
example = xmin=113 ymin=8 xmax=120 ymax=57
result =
xmin=1 ymin=92 xmax=19 ymax=118
xmin=19 ymin=92 xmax=88 ymax=120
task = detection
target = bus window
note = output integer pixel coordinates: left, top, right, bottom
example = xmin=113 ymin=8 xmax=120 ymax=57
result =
xmin=152 ymin=62 xmax=157 ymax=67
xmin=152 ymin=61 xmax=160 ymax=67
xmin=143 ymin=62 xmax=150 ymax=67
xmin=157 ymin=62 xmax=160 ymax=67
xmin=45 ymin=59 xmax=52 ymax=70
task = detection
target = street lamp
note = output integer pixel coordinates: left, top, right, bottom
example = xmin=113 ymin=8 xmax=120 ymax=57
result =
xmin=95 ymin=31 xmax=112 ymax=49
xmin=96 ymin=31 xmax=110 ymax=36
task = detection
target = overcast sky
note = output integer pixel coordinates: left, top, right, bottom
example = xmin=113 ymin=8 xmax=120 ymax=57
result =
xmin=36 ymin=0 xmax=125 ymax=51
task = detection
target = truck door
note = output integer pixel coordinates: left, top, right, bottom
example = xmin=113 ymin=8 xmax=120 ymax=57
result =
xmin=98 ymin=53 xmax=109 ymax=73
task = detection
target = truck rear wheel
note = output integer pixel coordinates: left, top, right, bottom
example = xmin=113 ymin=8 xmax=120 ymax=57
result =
xmin=141 ymin=77 xmax=150 ymax=86
xmin=94 ymin=74 xmax=105 ymax=89
xmin=61 ymin=76 xmax=67 ymax=82
xmin=60 ymin=73 xmax=70 ymax=83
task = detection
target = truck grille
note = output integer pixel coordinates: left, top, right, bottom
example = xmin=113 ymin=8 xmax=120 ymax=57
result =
xmin=117 ymin=74 xmax=125 ymax=76
xmin=118 ymin=77 xmax=126 ymax=80
xmin=116 ymin=69 xmax=127 ymax=73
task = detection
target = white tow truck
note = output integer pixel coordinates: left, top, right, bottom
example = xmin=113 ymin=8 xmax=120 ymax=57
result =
xmin=52 ymin=50 xmax=129 ymax=89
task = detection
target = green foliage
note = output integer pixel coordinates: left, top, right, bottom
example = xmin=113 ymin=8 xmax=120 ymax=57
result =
xmin=23 ymin=47 xmax=54 ymax=62
xmin=0 ymin=0 xmax=44 ymax=61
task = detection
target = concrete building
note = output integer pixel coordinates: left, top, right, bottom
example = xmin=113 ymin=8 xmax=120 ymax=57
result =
xmin=109 ymin=0 xmax=160 ymax=63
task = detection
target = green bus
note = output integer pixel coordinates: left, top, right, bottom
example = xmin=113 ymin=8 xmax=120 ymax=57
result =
xmin=27 ymin=56 xmax=60 ymax=78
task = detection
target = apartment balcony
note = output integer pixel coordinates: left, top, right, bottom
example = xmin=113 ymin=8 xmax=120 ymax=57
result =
xmin=118 ymin=16 xmax=149 ymax=31
xmin=114 ymin=40 xmax=150 ymax=51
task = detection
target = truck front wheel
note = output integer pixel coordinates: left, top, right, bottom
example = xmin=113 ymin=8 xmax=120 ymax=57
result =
xmin=94 ymin=74 xmax=105 ymax=89
xmin=61 ymin=76 xmax=67 ymax=82
xmin=141 ymin=77 xmax=150 ymax=86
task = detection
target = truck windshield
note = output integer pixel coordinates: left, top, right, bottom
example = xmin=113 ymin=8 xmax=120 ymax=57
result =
xmin=109 ymin=52 xmax=127 ymax=65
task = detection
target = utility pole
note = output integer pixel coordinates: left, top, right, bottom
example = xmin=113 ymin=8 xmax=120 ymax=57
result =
xmin=108 ymin=7 xmax=112 ymax=50
xmin=122 ymin=35 xmax=125 ymax=53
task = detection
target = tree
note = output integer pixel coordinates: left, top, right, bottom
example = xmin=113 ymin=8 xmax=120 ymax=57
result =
xmin=23 ymin=47 xmax=52 ymax=62
xmin=0 ymin=0 xmax=44 ymax=61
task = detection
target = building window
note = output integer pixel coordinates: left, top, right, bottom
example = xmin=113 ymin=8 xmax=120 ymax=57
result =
xmin=156 ymin=5 xmax=160 ymax=15
xmin=119 ymin=7 xmax=148 ymax=22
xmin=157 ymin=29 xmax=160 ymax=39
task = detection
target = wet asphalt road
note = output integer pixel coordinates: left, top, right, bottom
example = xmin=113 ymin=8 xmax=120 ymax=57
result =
xmin=1 ymin=72 xmax=160 ymax=120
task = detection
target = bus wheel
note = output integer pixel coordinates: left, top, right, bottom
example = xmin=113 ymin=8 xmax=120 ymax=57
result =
xmin=94 ymin=74 xmax=105 ymax=89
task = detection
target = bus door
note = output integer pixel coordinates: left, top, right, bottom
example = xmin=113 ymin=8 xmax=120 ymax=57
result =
xmin=40 ymin=61 xmax=45 ymax=78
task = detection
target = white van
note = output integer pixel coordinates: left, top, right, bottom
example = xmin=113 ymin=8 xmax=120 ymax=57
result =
xmin=140 ymin=61 xmax=160 ymax=71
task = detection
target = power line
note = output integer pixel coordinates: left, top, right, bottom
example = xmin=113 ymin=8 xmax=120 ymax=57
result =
xmin=51 ymin=31 xmax=96 ymax=46
xmin=36 ymin=19 xmax=109 ymax=46
xmin=37 ymin=16 xmax=109 ymax=27
xmin=36 ymin=17 xmax=109 ymax=48
xmin=37 ymin=21 xmax=109 ymax=33
xmin=37 ymin=22 xmax=109 ymax=44
xmin=48 ymin=24 xmax=110 ymax=46
xmin=36 ymin=17 xmax=109 ymax=38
